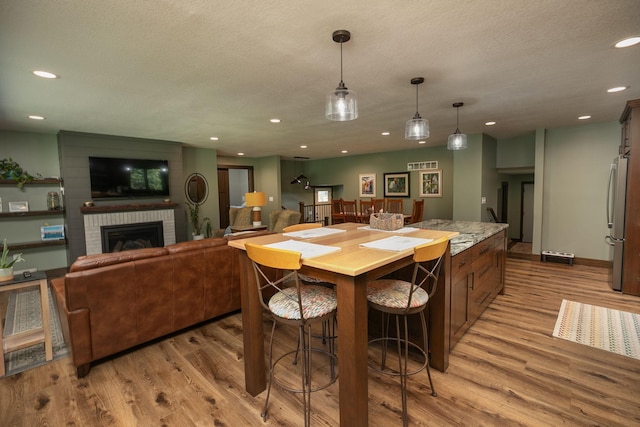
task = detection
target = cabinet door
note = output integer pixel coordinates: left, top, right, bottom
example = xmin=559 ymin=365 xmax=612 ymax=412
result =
xmin=450 ymin=250 xmax=471 ymax=348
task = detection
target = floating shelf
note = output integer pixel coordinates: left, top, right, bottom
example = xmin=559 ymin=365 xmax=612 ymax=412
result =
xmin=0 ymin=178 xmax=63 ymax=185
xmin=7 ymin=239 xmax=67 ymax=251
xmin=0 ymin=209 xmax=65 ymax=219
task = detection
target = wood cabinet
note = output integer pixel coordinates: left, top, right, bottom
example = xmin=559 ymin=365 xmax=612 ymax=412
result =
xmin=449 ymin=229 xmax=506 ymax=350
xmin=621 ymin=99 xmax=640 ymax=295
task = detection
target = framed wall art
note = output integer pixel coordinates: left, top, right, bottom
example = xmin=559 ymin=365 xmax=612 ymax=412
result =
xmin=359 ymin=173 xmax=376 ymax=198
xmin=419 ymin=170 xmax=442 ymax=197
xmin=383 ymin=172 xmax=410 ymax=197
xmin=8 ymin=201 xmax=29 ymax=212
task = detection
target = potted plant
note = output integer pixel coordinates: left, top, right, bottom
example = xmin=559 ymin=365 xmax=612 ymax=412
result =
xmin=0 ymin=157 xmax=37 ymax=188
xmin=185 ymin=202 xmax=211 ymax=240
xmin=1 ymin=238 xmax=25 ymax=282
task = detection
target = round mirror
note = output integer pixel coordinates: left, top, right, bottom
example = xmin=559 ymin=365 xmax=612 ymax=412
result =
xmin=185 ymin=173 xmax=208 ymax=205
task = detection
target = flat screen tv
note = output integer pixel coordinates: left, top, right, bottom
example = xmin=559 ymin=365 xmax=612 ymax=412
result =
xmin=89 ymin=156 xmax=170 ymax=199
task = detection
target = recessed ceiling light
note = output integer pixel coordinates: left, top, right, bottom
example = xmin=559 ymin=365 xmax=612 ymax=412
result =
xmin=607 ymin=86 xmax=628 ymax=93
xmin=33 ymin=70 xmax=58 ymax=79
xmin=300 ymin=145 xmax=307 ymax=149
xmin=237 ymin=152 xmax=244 ymax=156
xmin=615 ymin=37 xmax=640 ymax=48
xmin=210 ymin=136 xmax=219 ymax=141
xmin=270 ymin=118 xmax=281 ymax=123
xmin=341 ymin=150 xmax=348 ymax=154
xmin=578 ymin=115 xmax=591 ymax=120
xmin=381 ymin=132 xmax=390 ymax=136
xmin=28 ymin=115 xmax=45 ymax=120
xmin=418 ymin=140 xmax=426 ymax=144
xmin=485 ymin=121 xmax=496 ymax=126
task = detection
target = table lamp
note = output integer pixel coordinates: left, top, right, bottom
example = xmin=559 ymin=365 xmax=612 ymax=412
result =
xmin=245 ymin=191 xmax=267 ymax=226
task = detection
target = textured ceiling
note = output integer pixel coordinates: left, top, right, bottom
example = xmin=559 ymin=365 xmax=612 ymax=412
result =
xmin=1 ymin=1 xmax=639 ymax=159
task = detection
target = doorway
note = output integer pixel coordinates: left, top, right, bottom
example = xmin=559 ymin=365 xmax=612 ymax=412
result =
xmin=520 ymin=181 xmax=534 ymax=242
xmin=217 ymin=165 xmax=254 ymax=228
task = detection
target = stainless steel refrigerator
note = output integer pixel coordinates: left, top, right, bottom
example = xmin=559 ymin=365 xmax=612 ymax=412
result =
xmin=606 ymin=155 xmax=628 ymax=291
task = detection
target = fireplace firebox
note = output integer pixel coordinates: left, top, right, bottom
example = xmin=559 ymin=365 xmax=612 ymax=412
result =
xmin=101 ymin=221 xmax=164 ymax=253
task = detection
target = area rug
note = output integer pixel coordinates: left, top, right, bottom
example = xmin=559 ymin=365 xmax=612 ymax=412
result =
xmin=552 ymin=299 xmax=640 ymax=360
xmin=3 ymin=287 xmax=69 ymax=376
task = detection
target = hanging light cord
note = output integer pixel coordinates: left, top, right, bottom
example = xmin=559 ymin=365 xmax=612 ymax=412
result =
xmin=455 ymin=106 xmax=461 ymax=133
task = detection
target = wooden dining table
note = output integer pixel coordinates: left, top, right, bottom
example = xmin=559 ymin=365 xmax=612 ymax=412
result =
xmin=228 ymin=222 xmax=459 ymax=426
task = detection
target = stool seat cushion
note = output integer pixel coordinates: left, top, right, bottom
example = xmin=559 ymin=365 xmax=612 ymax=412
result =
xmin=367 ymin=279 xmax=428 ymax=309
xmin=269 ymin=285 xmax=337 ymax=320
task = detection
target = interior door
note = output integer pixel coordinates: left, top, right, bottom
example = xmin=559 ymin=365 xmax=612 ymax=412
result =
xmin=217 ymin=165 xmax=254 ymax=228
xmin=521 ymin=182 xmax=534 ymax=242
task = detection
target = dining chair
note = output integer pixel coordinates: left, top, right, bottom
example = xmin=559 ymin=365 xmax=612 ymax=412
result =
xmin=342 ymin=200 xmax=358 ymax=223
xmin=245 ymin=243 xmax=338 ymax=427
xmin=406 ymin=199 xmax=425 ymax=224
xmin=367 ymin=236 xmax=449 ymax=427
xmin=372 ymin=198 xmax=385 ymax=213
xmin=331 ymin=198 xmax=344 ymax=224
xmin=359 ymin=199 xmax=374 ymax=223
xmin=386 ymin=198 xmax=403 ymax=214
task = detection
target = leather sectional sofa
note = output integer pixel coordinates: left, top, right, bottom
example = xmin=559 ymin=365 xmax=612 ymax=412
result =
xmin=51 ymin=232 xmax=270 ymax=377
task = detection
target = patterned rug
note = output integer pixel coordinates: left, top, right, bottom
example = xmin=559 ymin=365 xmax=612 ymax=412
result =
xmin=3 ymin=287 xmax=69 ymax=376
xmin=553 ymin=299 xmax=640 ymax=360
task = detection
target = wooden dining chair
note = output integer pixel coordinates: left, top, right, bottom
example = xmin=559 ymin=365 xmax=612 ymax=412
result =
xmin=372 ymin=198 xmax=385 ymax=213
xmin=245 ymin=243 xmax=338 ymax=427
xmin=386 ymin=198 xmax=403 ymax=214
xmin=406 ymin=199 xmax=425 ymax=224
xmin=342 ymin=200 xmax=358 ymax=223
xmin=367 ymin=236 xmax=449 ymax=426
xmin=359 ymin=200 xmax=374 ymax=223
xmin=331 ymin=198 xmax=344 ymax=224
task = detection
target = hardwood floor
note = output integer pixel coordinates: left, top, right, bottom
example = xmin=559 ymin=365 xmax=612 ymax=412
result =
xmin=1 ymin=258 xmax=639 ymax=426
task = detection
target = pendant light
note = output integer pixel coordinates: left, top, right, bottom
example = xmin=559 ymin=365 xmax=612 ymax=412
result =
xmin=325 ymin=30 xmax=358 ymax=121
xmin=447 ymin=102 xmax=468 ymax=150
xmin=404 ymin=77 xmax=430 ymax=140
xmin=290 ymin=156 xmax=309 ymax=184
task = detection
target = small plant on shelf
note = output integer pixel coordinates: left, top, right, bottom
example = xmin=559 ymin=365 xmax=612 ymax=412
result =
xmin=0 ymin=157 xmax=39 ymax=188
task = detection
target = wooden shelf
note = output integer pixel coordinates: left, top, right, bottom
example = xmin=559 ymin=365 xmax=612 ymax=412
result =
xmin=0 ymin=178 xmax=63 ymax=185
xmin=81 ymin=202 xmax=178 ymax=214
xmin=7 ymin=239 xmax=67 ymax=251
xmin=0 ymin=209 xmax=64 ymax=219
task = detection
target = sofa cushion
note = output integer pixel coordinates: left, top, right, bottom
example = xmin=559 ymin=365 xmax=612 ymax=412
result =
xmin=270 ymin=209 xmax=302 ymax=233
xmin=70 ymin=247 xmax=169 ymax=272
xmin=166 ymin=237 xmax=228 ymax=254
xmin=231 ymin=207 xmax=253 ymax=226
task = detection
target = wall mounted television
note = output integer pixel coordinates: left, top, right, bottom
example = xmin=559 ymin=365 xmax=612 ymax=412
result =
xmin=89 ymin=157 xmax=170 ymax=199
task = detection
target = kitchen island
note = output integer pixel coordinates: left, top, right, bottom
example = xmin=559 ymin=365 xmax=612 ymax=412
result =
xmin=409 ymin=219 xmax=509 ymax=372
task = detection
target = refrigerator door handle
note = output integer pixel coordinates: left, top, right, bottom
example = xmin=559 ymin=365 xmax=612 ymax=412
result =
xmin=605 ymin=235 xmax=624 ymax=246
xmin=606 ymin=162 xmax=616 ymax=229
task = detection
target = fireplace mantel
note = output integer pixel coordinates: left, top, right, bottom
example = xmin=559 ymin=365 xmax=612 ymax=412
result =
xmin=81 ymin=202 xmax=178 ymax=214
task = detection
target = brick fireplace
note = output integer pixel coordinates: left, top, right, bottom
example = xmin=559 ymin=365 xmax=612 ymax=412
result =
xmin=83 ymin=205 xmax=176 ymax=255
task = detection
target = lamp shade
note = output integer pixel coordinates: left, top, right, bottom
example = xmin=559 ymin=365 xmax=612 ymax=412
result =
xmin=326 ymin=85 xmax=358 ymax=121
xmin=447 ymin=132 xmax=468 ymax=150
xmin=405 ymin=116 xmax=430 ymax=140
xmin=245 ymin=191 xmax=266 ymax=207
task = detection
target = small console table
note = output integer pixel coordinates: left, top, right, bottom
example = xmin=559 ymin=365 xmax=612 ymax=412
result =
xmin=0 ymin=271 xmax=52 ymax=376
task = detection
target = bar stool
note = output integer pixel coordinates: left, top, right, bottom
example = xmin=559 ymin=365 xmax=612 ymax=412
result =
xmin=367 ymin=236 xmax=449 ymax=426
xmin=245 ymin=243 xmax=338 ymax=426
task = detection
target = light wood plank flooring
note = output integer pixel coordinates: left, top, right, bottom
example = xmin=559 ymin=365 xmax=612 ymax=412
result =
xmin=1 ymin=258 xmax=639 ymax=426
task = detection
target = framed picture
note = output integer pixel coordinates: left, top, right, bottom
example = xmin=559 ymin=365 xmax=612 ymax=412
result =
xmin=8 ymin=201 xmax=29 ymax=212
xmin=383 ymin=172 xmax=410 ymax=197
xmin=41 ymin=225 xmax=65 ymax=241
xmin=359 ymin=173 xmax=376 ymax=197
xmin=420 ymin=170 xmax=442 ymax=197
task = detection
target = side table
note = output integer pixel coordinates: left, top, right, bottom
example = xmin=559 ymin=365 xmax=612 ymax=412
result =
xmin=0 ymin=271 xmax=53 ymax=376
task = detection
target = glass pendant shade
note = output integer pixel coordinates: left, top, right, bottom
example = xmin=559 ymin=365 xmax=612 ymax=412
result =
xmin=326 ymin=30 xmax=358 ymax=121
xmin=405 ymin=114 xmax=430 ymax=140
xmin=326 ymin=82 xmax=358 ymax=121
xmin=447 ymin=102 xmax=468 ymax=150
xmin=447 ymin=130 xmax=468 ymax=150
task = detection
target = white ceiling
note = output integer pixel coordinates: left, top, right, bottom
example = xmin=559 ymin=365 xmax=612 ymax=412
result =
xmin=1 ymin=1 xmax=639 ymax=160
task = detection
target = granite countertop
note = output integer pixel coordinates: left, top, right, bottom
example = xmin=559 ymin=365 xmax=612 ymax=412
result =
xmin=411 ymin=219 xmax=509 ymax=256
